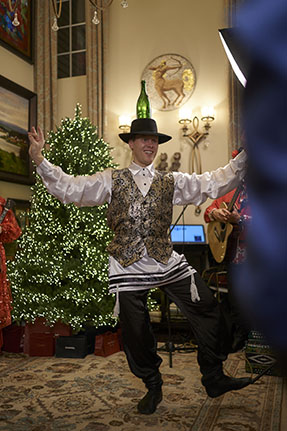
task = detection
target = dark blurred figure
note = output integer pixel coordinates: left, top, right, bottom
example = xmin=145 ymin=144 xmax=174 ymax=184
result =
xmin=204 ymin=167 xmax=251 ymax=353
xmin=234 ymin=0 xmax=287 ymax=369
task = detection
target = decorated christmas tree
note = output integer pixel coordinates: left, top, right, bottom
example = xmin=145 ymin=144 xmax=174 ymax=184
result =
xmin=8 ymin=105 xmax=117 ymax=332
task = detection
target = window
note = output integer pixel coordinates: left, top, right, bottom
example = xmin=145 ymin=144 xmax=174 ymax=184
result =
xmin=57 ymin=0 xmax=86 ymax=78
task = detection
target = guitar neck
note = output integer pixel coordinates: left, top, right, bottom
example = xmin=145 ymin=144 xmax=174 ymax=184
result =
xmin=227 ymin=184 xmax=243 ymax=212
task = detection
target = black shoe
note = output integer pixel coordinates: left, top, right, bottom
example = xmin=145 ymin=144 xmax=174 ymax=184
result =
xmin=137 ymin=388 xmax=163 ymax=414
xmin=204 ymin=374 xmax=252 ymax=398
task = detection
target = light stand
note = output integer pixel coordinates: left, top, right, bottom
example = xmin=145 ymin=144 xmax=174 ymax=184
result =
xmin=218 ymin=28 xmax=250 ymax=88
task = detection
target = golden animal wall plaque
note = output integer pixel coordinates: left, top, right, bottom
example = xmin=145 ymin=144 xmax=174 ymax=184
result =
xmin=142 ymin=53 xmax=196 ymax=112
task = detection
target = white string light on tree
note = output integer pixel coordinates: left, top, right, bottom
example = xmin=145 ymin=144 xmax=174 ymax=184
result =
xmin=7 ymin=105 xmax=118 ymax=331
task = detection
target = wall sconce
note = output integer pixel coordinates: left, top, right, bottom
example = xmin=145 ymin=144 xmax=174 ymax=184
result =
xmin=178 ymin=106 xmax=215 ymax=216
xmin=118 ymin=115 xmax=131 ymax=133
xmin=179 ymin=106 xmax=215 ymax=145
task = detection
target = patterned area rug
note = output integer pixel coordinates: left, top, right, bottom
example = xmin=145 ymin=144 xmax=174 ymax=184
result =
xmin=0 ymin=349 xmax=283 ymax=431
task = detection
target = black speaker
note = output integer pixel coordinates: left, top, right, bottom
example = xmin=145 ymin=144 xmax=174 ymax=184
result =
xmin=55 ymin=335 xmax=88 ymax=358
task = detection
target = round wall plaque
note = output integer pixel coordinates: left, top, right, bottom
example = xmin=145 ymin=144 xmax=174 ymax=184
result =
xmin=141 ymin=53 xmax=196 ymax=112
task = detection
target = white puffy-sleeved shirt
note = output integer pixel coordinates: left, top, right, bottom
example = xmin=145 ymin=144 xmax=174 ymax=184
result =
xmin=36 ymin=151 xmax=247 ymax=305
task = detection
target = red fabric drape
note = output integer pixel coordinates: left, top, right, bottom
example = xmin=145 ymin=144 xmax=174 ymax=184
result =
xmin=0 ymin=197 xmax=22 ymax=342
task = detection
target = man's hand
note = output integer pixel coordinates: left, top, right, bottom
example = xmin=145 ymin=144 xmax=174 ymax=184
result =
xmin=228 ymin=207 xmax=241 ymax=224
xmin=211 ymin=208 xmax=231 ymax=222
xmin=28 ymin=126 xmax=45 ymax=166
xmin=211 ymin=206 xmax=240 ymax=224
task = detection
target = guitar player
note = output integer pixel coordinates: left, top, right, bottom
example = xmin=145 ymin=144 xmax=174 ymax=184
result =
xmin=204 ymin=148 xmax=252 ymax=353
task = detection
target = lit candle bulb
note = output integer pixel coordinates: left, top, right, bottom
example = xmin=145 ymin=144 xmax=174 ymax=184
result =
xmin=179 ymin=107 xmax=192 ymax=123
xmin=201 ymin=106 xmax=215 ymax=120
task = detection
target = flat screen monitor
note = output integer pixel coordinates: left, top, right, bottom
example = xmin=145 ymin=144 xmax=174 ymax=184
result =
xmin=170 ymin=224 xmax=206 ymax=244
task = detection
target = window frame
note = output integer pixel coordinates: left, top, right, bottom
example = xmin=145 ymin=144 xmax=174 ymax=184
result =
xmin=57 ymin=0 xmax=86 ymax=79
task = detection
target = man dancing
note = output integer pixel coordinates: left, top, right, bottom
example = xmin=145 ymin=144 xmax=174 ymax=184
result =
xmin=28 ymin=118 xmax=251 ymax=414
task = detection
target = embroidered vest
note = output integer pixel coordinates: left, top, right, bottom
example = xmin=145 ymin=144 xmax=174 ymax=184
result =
xmin=106 ymin=168 xmax=174 ymax=267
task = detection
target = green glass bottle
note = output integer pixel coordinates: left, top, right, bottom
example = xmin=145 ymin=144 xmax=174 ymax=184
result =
xmin=136 ymin=80 xmax=151 ymax=119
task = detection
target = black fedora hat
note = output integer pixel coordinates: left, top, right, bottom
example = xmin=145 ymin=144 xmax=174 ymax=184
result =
xmin=119 ymin=118 xmax=172 ymax=144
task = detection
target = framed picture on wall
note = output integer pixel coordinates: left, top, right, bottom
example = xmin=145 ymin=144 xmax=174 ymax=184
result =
xmin=0 ymin=0 xmax=34 ymax=63
xmin=0 ymin=75 xmax=37 ymax=185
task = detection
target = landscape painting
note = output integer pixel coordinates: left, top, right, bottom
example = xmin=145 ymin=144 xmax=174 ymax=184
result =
xmin=0 ymin=75 xmax=36 ymax=184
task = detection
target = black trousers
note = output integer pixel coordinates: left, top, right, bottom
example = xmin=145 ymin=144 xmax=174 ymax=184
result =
xmin=119 ymin=273 xmax=228 ymax=390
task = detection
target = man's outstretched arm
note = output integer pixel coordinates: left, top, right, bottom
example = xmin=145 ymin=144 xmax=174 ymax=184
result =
xmin=28 ymin=127 xmax=111 ymax=207
xmin=173 ymin=150 xmax=247 ymax=207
